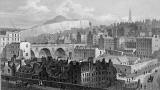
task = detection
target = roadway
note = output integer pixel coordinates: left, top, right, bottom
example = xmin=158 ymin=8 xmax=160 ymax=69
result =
xmin=139 ymin=67 xmax=160 ymax=90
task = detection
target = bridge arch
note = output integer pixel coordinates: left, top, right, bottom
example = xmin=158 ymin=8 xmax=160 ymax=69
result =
xmin=39 ymin=48 xmax=52 ymax=58
xmin=31 ymin=50 xmax=35 ymax=58
xmin=55 ymin=48 xmax=66 ymax=58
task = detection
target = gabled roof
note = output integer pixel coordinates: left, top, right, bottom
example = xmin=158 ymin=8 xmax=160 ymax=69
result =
xmin=117 ymin=56 xmax=129 ymax=63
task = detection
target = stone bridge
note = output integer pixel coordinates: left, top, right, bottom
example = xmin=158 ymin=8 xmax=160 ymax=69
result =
xmin=31 ymin=44 xmax=86 ymax=59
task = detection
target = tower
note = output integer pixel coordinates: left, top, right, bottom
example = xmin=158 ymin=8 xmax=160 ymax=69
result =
xmin=128 ymin=8 xmax=132 ymax=22
xmin=87 ymin=31 xmax=93 ymax=46
xmin=77 ymin=32 xmax=81 ymax=43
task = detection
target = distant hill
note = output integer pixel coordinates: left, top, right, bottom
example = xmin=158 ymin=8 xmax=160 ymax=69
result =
xmin=43 ymin=15 xmax=67 ymax=25
xmin=24 ymin=27 xmax=91 ymax=44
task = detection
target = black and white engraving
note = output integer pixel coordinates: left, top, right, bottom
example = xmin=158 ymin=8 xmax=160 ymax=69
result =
xmin=0 ymin=0 xmax=160 ymax=90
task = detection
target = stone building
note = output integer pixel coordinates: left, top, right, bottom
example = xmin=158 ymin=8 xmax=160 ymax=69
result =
xmin=2 ymin=42 xmax=31 ymax=60
xmin=125 ymin=37 xmax=136 ymax=49
xmin=68 ymin=61 xmax=81 ymax=84
xmin=80 ymin=58 xmax=117 ymax=88
xmin=13 ymin=56 xmax=118 ymax=89
xmin=136 ymin=35 xmax=160 ymax=58
xmin=0 ymin=28 xmax=21 ymax=57
xmin=93 ymin=34 xmax=99 ymax=47
xmin=3 ymin=43 xmax=21 ymax=60
xmin=1 ymin=61 xmax=16 ymax=76
xmin=104 ymin=36 xmax=115 ymax=50
xmin=20 ymin=42 xmax=31 ymax=59
xmin=74 ymin=46 xmax=105 ymax=60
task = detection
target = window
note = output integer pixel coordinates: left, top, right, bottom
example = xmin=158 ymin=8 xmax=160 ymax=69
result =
xmin=8 ymin=69 xmax=10 ymax=73
xmin=3 ymin=42 xmax=5 ymax=46
xmin=26 ymin=44 xmax=28 ymax=48
xmin=26 ymin=53 xmax=28 ymax=56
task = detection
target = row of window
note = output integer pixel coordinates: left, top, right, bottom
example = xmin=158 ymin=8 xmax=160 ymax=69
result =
xmin=10 ymin=50 xmax=19 ymax=54
xmin=82 ymin=76 xmax=110 ymax=83
xmin=1 ymin=37 xmax=20 ymax=41
xmin=86 ymin=82 xmax=107 ymax=88
xmin=82 ymin=71 xmax=111 ymax=77
xmin=10 ymin=45 xmax=19 ymax=49
xmin=82 ymin=77 xmax=109 ymax=82
xmin=136 ymin=51 xmax=151 ymax=55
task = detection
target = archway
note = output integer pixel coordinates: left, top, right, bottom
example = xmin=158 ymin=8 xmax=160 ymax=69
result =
xmin=31 ymin=50 xmax=35 ymax=58
xmin=39 ymin=48 xmax=52 ymax=58
xmin=55 ymin=48 xmax=66 ymax=58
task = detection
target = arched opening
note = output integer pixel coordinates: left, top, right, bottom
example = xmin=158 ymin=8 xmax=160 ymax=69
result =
xmin=55 ymin=48 xmax=66 ymax=58
xmin=31 ymin=50 xmax=35 ymax=58
xmin=39 ymin=48 xmax=52 ymax=58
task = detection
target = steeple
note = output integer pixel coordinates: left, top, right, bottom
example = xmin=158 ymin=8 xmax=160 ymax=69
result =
xmin=128 ymin=8 xmax=132 ymax=22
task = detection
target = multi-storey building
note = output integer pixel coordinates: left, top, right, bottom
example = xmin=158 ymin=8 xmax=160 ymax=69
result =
xmin=74 ymin=46 xmax=105 ymax=60
xmin=68 ymin=61 xmax=81 ymax=84
xmin=0 ymin=28 xmax=21 ymax=58
xmin=136 ymin=35 xmax=160 ymax=58
xmin=81 ymin=34 xmax=87 ymax=44
xmin=64 ymin=33 xmax=72 ymax=44
xmin=15 ymin=57 xmax=117 ymax=89
xmin=104 ymin=36 xmax=115 ymax=50
xmin=20 ymin=42 xmax=31 ymax=59
xmin=81 ymin=58 xmax=117 ymax=88
xmin=93 ymin=34 xmax=99 ymax=47
xmin=2 ymin=42 xmax=31 ymax=60
xmin=3 ymin=43 xmax=21 ymax=60
xmin=125 ymin=37 xmax=136 ymax=49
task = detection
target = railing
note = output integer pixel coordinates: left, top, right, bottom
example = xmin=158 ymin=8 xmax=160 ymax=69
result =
xmin=1 ymin=75 xmax=107 ymax=90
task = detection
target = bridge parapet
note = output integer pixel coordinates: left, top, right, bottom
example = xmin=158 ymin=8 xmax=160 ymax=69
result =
xmin=31 ymin=44 xmax=85 ymax=58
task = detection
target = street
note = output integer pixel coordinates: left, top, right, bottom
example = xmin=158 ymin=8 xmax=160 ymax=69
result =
xmin=139 ymin=67 xmax=160 ymax=90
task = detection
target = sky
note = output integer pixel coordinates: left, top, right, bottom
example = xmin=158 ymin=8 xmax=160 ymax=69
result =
xmin=0 ymin=0 xmax=160 ymax=28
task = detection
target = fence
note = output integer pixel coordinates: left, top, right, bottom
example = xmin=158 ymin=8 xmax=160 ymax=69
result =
xmin=1 ymin=75 xmax=107 ymax=90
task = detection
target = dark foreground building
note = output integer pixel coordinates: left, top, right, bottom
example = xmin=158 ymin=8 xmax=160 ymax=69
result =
xmin=9 ymin=57 xmax=117 ymax=89
xmin=80 ymin=57 xmax=117 ymax=88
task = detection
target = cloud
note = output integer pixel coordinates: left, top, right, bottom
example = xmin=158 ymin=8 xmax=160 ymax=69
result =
xmin=16 ymin=0 xmax=52 ymax=21
xmin=19 ymin=0 xmax=50 ymax=13
xmin=0 ymin=12 xmax=24 ymax=18
xmin=95 ymin=14 xmax=122 ymax=22
xmin=56 ymin=0 xmax=94 ymax=18
xmin=121 ymin=16 xmax=151 ymax=22
xmin=56 ymin=0 xmax=122 ymax=24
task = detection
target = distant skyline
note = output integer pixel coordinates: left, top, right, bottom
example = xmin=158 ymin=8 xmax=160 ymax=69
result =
xmin=0 ymin=0 xmax=160 ymax=28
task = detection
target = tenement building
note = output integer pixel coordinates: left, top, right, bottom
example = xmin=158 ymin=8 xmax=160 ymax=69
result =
xmin=74 ymin=46 xmax=105 ymax=60
xmin=0 ymin=28 xmax=21 ymax=58
xmin=2 ymin=42 xmax=31 ymax=60
xmin=81 ymin=57 xmax=117 ymax=88
xmin=104 ymin=35 xmax=115 ymax=50
xmin=136 ymin=35 xmax=160 ymax=58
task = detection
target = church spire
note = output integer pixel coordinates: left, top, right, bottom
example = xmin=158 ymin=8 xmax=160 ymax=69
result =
xmin=128 ymin=8 xmax=132 ymax=22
